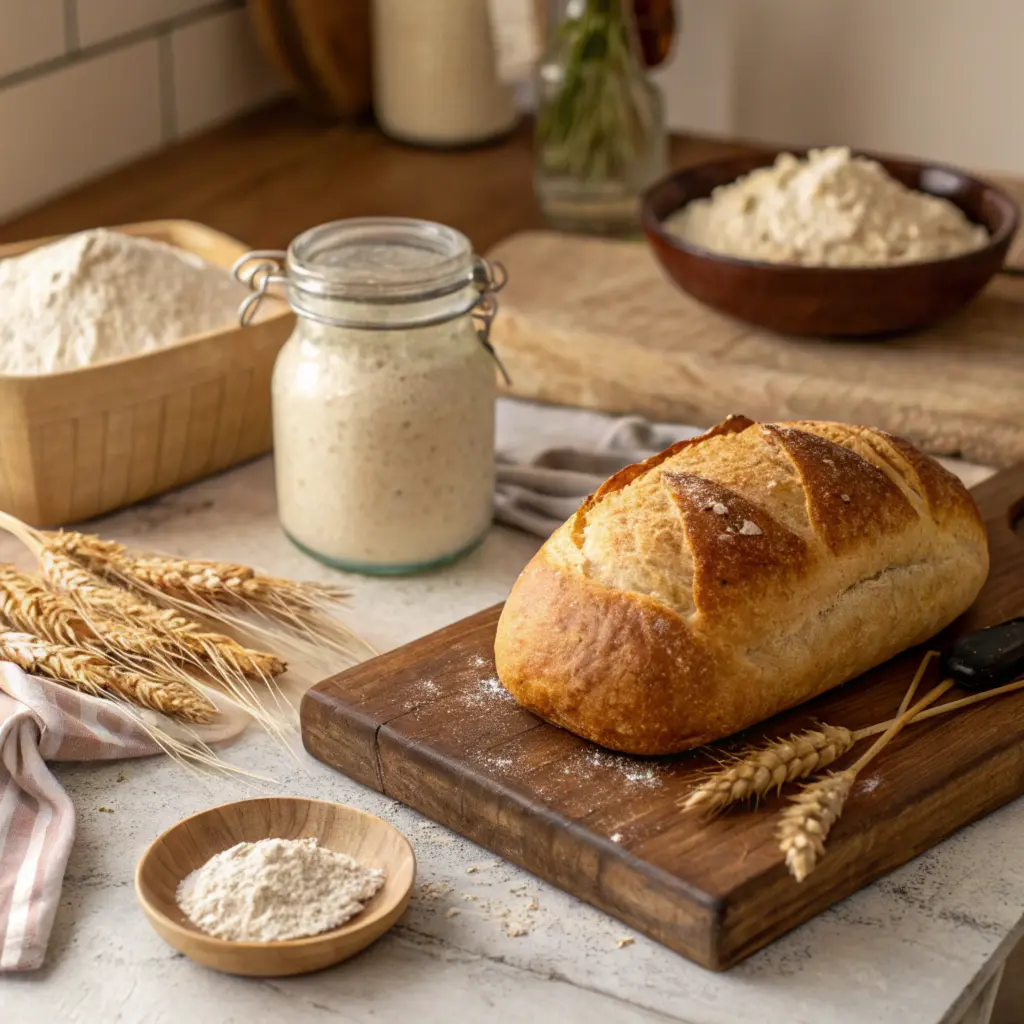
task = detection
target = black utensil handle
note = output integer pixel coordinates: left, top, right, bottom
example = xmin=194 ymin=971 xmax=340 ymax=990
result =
xmin=942 ymin=617 xmax=1024 ymax=692
xmin=998 ymin=264 xmax=1024 ymax=276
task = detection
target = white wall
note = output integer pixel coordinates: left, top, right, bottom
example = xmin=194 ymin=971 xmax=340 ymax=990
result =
xmin=0 ymin=0 xmax=282 ymax=220
xmin=658 ymin=0 xmax=1024 ymax=174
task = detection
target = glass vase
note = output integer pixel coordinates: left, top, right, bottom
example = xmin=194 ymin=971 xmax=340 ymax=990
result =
xmin=534 ymin=0 xmax=668 ymax=237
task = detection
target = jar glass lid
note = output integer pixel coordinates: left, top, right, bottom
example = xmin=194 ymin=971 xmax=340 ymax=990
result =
xmin=287 ymin=217 xmax=475 ymax=304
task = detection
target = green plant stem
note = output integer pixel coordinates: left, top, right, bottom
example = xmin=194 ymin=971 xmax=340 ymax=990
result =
xmin=537 ymin=0 xmax=651 ymax=183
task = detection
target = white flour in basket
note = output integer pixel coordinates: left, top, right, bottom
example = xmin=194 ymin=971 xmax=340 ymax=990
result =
xmin=177 ymin=837 xmax=386 ymax=942
xmin=0 ymin=227 xmax=248 ymax=375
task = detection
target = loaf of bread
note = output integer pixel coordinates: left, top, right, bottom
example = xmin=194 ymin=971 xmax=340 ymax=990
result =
xmin=493 ymin=415 xmax=989 ymax=755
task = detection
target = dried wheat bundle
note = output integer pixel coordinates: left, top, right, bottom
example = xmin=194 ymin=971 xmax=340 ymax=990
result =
xmin=683 ymin=652 xmax=941 ymax=817
xmin=37 ymin=546 xmax=300 ymax=741
xmin=39 ymin=548 xmax=286 ymax=680
xmin=0 ymin=631 xmax=216 ymax=723
xmin=682 ymin=725 xmax=856 ymax=815
xmin=777 ymin=675 xmax=955 ymax=881
xmin=47 ymin=531 xmax=368 ymax=659
xmin=0 ymin=564 xmax=189 ymax=664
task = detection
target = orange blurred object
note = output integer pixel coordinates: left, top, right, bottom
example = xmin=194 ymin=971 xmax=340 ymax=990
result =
xmin=633 ymin=0 xmax=677 ymax=68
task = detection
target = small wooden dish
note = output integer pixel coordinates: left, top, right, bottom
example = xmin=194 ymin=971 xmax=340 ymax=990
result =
xmin=641 ymin=150 xmax=1020 ymax=336
xmin=135 ymin=797 xmax=415 ymax=977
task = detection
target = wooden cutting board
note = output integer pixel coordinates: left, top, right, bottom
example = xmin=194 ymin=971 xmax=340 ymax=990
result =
xmin=301 ymin=465 xmax=1024 ymax=970
xmin=488 ymin=217 xmax=1024 ymax=469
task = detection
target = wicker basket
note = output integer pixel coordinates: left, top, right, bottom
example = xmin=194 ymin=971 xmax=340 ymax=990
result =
xmin=0 ymin=220 xmax=294 ymax=527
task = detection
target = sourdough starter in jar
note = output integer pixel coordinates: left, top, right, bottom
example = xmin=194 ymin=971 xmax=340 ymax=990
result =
xmin=268 ymin=219 xmax=498 ymax=573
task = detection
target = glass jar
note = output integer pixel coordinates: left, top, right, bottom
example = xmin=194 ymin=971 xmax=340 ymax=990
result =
xmin=232 ymin=219 xmax=505 ymax=574
xmin=534 ymin=0 xmax=668 ymax=237
xmin=372 ymin=0 xmax=520 ymax=148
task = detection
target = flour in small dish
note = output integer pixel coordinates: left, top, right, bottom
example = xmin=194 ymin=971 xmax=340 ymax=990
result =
xmin=0 ymin=228 xmax=248 ymax=375
xmin=177 ymin=837 xmax=386 ymax=942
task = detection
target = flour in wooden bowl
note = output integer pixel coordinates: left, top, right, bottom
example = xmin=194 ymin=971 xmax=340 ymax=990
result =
xmin=666 ymin=147 xmax=989 ymax=267
xmin=177 ymin=837 xmax=386 ymax=942
xmin=0 ymin=228 xmax=248 ymax=375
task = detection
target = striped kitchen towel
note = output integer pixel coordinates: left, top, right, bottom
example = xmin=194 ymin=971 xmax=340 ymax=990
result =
xmin=0 ymin=663 xmax=162 ymax=972
xmin=0 ymin=661 xmax=249 ymax=973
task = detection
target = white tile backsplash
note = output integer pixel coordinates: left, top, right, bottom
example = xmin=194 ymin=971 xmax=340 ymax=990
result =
xmin=0 ymin=40 xmax=163 ymax=217
xmin=0 ymin=1 xmax=281 ymax=220
xmin=0 ymin=0 xmax=66 ymax=79
xmin=170 ymin=6 xmax=282 ymax=137
xmin=76 ymin=0 xmax=219 ymax=47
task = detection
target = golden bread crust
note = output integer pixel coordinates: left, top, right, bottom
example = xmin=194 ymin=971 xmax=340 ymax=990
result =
xmin=493 ymin=417 xmax=989 ymax=754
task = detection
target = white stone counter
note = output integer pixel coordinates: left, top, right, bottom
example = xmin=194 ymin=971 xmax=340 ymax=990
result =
xmin=2 ymin=401 xmax=1018 ymax=1024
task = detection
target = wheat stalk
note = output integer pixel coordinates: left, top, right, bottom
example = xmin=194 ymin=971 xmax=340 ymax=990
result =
xmin=777 ymin=675 xmax=955 ymax=881
xmin=40 ymin=549 xmax=286 ymax=679
xmin=48 ymin=530 xmax=374 ymax=661
xmin=682 ymin=725 xmax=856 ymax=815
xmin=0 ymin=631 xmax=216 ymax=723
xmin=0 ymin=565 xmax=189 ymax=663
xmin=37 ymin=547 xmax=302 ymax=746
xmin=683 ymin=652 xmax=941 ymax=816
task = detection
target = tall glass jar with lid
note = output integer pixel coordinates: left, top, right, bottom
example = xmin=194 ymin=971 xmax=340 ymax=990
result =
xmin=234 ymin=219 xmax=503 ymax=574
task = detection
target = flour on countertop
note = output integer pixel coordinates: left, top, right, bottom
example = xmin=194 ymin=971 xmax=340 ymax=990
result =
xmin=667 ymin=146 xmax=988 ymax=267
xmin=0 ymin=228 xmax=248 ymax=375
xmin=177 ymin=837 xmax=386 ymax=942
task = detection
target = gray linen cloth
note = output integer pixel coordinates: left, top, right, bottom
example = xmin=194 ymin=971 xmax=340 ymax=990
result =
xmin=494 ymin=412 xmax=702 ymax=537
xmin=492 ymin=399 xmax=994 ymax=539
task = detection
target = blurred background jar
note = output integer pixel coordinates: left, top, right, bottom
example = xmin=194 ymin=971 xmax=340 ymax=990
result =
xmin=534 ymin=0 xmax=675 ymax=236
xmin=372 ymin=0 xmax=521 ymax=147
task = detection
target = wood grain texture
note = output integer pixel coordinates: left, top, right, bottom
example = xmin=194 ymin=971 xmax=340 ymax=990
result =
xmin=135 ymin=797 xmax=415 ymax=977
xmin=301 ymin=464 xmax=1024 ymax=971
xmin=0 ymin=220 xmax=292 ymax=526
xmin=489 ymin=224 xmax=1024 ymax=468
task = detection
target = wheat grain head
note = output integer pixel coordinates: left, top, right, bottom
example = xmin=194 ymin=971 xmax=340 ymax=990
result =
xmin=682 ymin=724 xmax=856 ymax=815
xmin=777 ymin=769 xmax=856 ymax=882
xmin=0 ymin=630 xmax=216 ymax=723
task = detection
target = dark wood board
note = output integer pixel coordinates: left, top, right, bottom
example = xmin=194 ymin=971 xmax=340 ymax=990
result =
xmin=301 ymin=465 xmax=1024 ymax=970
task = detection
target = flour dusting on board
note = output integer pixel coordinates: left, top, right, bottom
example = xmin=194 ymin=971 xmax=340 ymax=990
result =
xmin=576 ymin=748 xmax=664 ymax=789
xmin=460 ymin=675 xmax=516 ymax=706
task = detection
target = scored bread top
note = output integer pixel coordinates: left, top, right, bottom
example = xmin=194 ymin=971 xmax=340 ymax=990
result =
xmin=495 ymin=415 xmax=989 ymax=754
xmin=572 ymin=414 xmax=979 ymax=629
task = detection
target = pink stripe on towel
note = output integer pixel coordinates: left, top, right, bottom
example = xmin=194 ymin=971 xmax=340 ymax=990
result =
xmin=0 ymin=665 xmax=162 ymax=971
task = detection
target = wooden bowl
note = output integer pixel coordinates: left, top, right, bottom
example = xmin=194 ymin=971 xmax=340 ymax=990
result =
xmin=641 ymin=150 xmax=1020 ymax=336
xmin=135 ymin=797 xmax=415 ymax=977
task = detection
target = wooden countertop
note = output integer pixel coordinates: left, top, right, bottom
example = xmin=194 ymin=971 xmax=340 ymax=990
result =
xmin=0 ymin=101 xmax=749 ymax=250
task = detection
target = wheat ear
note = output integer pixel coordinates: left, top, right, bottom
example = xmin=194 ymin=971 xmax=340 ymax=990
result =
xmin=683 ymin=651 xmax=943 ymax=815
xmin=39 ymin=547 xmax=298 ymax=742
xmin=778 ymin=675 xmax=955 ymax=881
xmin=0 ymin=565 xmax=195 ymax=664
xmin=40 ymin=549 xmax=286 ymax=679
xmin=682 ymin=725 xmax=857 ymax=815
xmin=0 ymin=631 xmax=216 ymax=723
xmin=0 ymin=565 xmax=236 ymax=707
xmin=50 ymin=531 xmax=374 ymax=661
